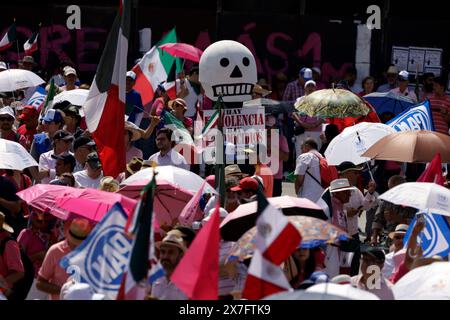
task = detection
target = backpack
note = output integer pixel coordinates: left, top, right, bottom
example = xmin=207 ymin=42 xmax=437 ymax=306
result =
xmin=0 ymin=237 xmax=34 ymax=300
xmin=306 ymin=152 xmax=338 ymax=188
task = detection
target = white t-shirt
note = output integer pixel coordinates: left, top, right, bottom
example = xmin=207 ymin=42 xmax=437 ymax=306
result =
xmin=73 ymin=170 xmax=103 ymax=189
xmin=176 ymin=79 xmax=201 ymax=118
xmin=294 ymin=150 xmax=324 ymax=202
xmin=147 ymin=149 xmax=189 ymax=171
xmin=344 ymin=189 xmax=377 ymax=236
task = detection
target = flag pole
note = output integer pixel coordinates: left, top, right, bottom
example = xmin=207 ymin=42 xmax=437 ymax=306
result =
xmin=215 ymin=95 xmax=225 ymax=208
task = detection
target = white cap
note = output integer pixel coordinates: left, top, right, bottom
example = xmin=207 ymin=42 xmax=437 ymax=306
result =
xmin=0 ymin=62 xmax=7 ymax=70
xmin=61 ymin=283 xmax=105 ymax=300
xmin=126 ymin=70 xmax=136 ymax=80
xmin=64 ymin=67 xmax=77 ymax=77
xmin=304 ymin=80 xmax=317 ymax=88
xmin=398 ymin=70 xmax=409 ymax=81
xmin=302 ymin=68 xmax=313 ymax=80
xmin=0 ymin=106 xmax=15 ymax=120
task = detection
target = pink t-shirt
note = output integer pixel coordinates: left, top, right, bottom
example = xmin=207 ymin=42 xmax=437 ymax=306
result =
xmin=38 ymin=240 xmax=71 ymax=300
xmin=17 ymin=229 xmax=47 ymax=277
xmin=271 ymin=135 xmax=289 ymax=179
xmin=0 ymin=232 xmax=25 ymax=279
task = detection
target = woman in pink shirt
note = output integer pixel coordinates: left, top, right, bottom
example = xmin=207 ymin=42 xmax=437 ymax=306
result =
xmin=17 ymin=211 xmax=56 ymax=278
xmin=36 ymin=218 xmax=92 ymax=300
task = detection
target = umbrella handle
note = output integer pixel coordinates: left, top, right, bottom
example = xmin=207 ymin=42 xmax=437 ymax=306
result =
xmin=366 ymin=161 xmax=374 ymax=181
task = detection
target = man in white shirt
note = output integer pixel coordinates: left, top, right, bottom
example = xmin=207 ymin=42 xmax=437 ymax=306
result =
xmin=337 ymin=161 xmax=377 ymax=276
xmin=294 ymin=138 xmax=324 ymax=203
xmin=390 ymin=70 xmax=418 ymax=102
xmin=38 ymin=130 xmax=74 ymax=184
xmin=382 ymin=224 xmax=408 ymax=279
xmin=150 ymin=231 xmax=188 ymax=300
xmin=73 ymin=137 xmax=96 ymax=173
xmin=176 ymin=66 xmax=202 ymax=118
xmin=73 ymin=152 xmax=104 ymax=189
xmin=147 ymin=128 xmax=189 ymax=170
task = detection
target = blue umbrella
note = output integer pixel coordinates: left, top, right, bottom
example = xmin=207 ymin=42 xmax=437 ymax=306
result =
xmin=363 ymin=92 xmax=415 ymax=115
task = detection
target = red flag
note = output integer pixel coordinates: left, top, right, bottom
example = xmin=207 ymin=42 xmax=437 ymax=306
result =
xmin=242 ymin=251 xmax=291 ymax=300
xmin=82 ymin=0 xmax=129 ymax=178
xmin=417 ymin=153 xmax=445 ymax=186
xmin=256 ymin=190 xmax=302 ymax=265
xmin=24 ymin=29 xmax=39 ymax=56
xmin=170 ymin=202 xmax=220 ymax=300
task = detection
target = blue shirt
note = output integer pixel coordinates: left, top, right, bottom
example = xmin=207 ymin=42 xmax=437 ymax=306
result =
xmin=126 ymin=89 xmax=144 ymax=124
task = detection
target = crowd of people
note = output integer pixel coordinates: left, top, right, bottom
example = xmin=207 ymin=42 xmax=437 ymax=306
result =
xmin=1 ymin=52 xmax=450 ymax=300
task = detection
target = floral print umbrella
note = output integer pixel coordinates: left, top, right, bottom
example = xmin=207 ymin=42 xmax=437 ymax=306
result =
xmin=295 ymin=88 xmax=370 ymax=118
xmin=226 ymin=215 xmax=348 ymax=262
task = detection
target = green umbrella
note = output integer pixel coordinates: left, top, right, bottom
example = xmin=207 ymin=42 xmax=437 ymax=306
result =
xmin=294 ymin=88 xmax=370 ymax=118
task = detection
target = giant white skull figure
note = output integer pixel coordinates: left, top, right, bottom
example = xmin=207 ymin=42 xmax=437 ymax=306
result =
xmin=199 ymin=40 xmax=257 ymax=103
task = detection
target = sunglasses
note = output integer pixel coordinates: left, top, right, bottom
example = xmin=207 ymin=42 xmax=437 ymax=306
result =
xmin=393 ymin=235 xmax=404 ymax=240
xmin=0 ymin=117 xmax=13 ymax=122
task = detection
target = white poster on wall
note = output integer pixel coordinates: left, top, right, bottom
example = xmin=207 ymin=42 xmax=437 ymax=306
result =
xmin=392 ymin=46 xmax=409 ymax=71
xmin=424 ymin=48 xmax=442 ymax=68
xmin=407 ymin=47 xmax=426 ymax=74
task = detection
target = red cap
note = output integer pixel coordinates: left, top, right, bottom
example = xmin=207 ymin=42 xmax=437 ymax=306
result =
xmin=230 ymin=177 xmax=259 ymax=192
xmin=19 ymin=106 xmax=39 ymax=120
xmin=206 ymin=175 xmax=215 ymax=188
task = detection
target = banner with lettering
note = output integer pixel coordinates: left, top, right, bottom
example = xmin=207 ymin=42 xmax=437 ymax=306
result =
xmin=203 ymin=106 xmax=266 ymax=162
xmin=60 ymin=203 xmax=132 ymax=300
xmin=387 ymin=100 xmax=435 ymax=132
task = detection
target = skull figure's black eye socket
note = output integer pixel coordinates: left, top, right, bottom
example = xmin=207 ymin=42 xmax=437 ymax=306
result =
xmin=220 ymin=58 xmax=230 ymax=67
xmin=242 ymin=57 xmax=250 ymax=67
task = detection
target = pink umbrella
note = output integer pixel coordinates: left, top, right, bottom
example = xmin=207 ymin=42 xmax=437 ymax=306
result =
xmin=17 ymin=185 xmax=137 ymax=222
xmin=17 ymin=184 xmax=84 ymax=219
xmin=159 ymin=43 xmax=203 ymax=63
xmin=220 ymin=196 xmax=326 ymax=242
xmin=118 ymin=179 xmax=200 ymax=227
xmin=55 ymin=188 xmax=138 ymax=222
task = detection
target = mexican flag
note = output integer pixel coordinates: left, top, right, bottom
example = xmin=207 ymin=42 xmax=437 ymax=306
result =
xmin=132 ymin=28 xmax=181 ymax=107
xmin=39 ymin=79 xmax=56 ymax=118
xmin=24 ymin=28 xmax=39 ymax=56
xmin=0 ymin=23 xmax=16 ymax=51
xmin=163 ymin=110 xmax=193 ymax=145
xmin=83 ymin=0 xmax=130 ymax=178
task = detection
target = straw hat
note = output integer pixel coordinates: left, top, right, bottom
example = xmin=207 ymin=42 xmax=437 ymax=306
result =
xmin=125 ymin=121 xmax=144 ymax=142
xmin=0 ymin=211 xmax=14 ymax=234
xmin=252 ymin=84 xmax=272 ymax=97
xmin=388 ymin=224 xmax=409 ymax=239
xmin=156 ymin=230 xmax=187 ymax=253
xmin=126 ymin=157 xmax=143 ymax=176
xmin=99 ymin=176 xmax=120 ymax=192
xmin=329 ymin=178 xmax=357 ymax=193
xmin=66 ymin=218 xmax=92 ymax=246
xmin=168 ymin=98 xmax=187 ymax=110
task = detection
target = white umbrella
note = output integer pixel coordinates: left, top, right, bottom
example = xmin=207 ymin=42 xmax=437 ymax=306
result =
xmin=379 ymin=182 xmax=450 ymax=217
xmin=120 ymin=165 xmax=217 ymax=196
xmin=54 ymin=89 xmax=89 ymax=117
xmin=54 ymin=89 xmax=89 ymax=106
xmin=0 ymin=138 xmax=38 ymax=170
xmin=325 ymin=122 xmax=396 ymax=166
xmin=264 ymin=289 xmax=350 ymax=300
xmin=305 ymin=283 xmax=380 ymax=300
xmin=393 ymin=262 xmax=450 ymax=299
xmin=0 ymin=69 xmax=45 ymax=92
